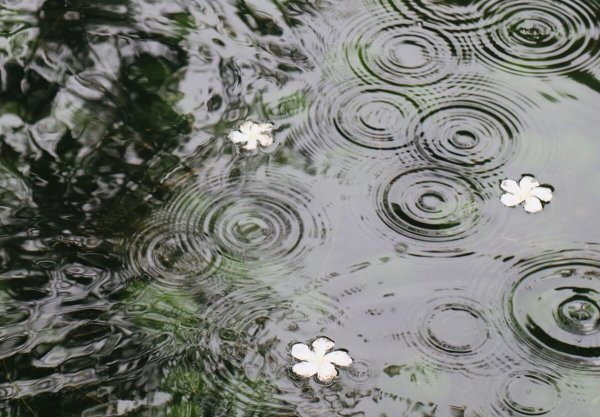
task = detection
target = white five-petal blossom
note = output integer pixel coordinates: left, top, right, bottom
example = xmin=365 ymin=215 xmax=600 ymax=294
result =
xmin=500 ymin=176 xmax=553 ymax=214
xmin=228 ymin=121 xmax=274 ymax=151
xmin=291 ymin=337 xmax=352 ymax=383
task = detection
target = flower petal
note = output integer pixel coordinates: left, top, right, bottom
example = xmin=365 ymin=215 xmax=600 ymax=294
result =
xmin=519 ymin=176 xmax=539 ymax=192
xmin=500 ymin=179 xmax=520 ymax=194
xmin=316 ymin=362 xmax=337 ymax=383
xmin=291 ymin=343 xmax=315 ymax=362
xmin=228 ymin=131 xmax=246 ymax=144
xmin=257 ymin=123 xmax=274 ymax=133
xmin=531 ymin=186 xmax=552 ymax=202
xmin=250 ymin=123 xmax=262 ymax=136
xmin=501 ymin=193 xmax=523 ymax=207
xmin=523 ymin=196 xmax=543 ymax=213
xmin=312 ymin=337 xmax=335 ymax=357
xmin=242 ymin=137 xmax=258 ymax=150
xmin=239 ymin=121 xmax=255 ymax=134
xmin=292 ymin=361 xmax=318 ymax=378
xmin=257 ymin=134 xmax=273 ymax=147
xmin=324 ymin=350 xmax=352 ymax=367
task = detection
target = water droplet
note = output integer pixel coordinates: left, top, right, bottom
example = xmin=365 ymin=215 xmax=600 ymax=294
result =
xmin=557 ymin=297 xmax=600 ymax=335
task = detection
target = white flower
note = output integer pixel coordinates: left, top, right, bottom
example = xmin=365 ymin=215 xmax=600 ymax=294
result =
xmin=500 ymin=176 xmax=553 ymax=214
xmin=228 ymin=121 xmax=274 ymax=151
xmin=291 ymin=337 xmax=352 ymax=383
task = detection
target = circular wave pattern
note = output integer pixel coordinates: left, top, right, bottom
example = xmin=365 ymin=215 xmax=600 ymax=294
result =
xmin=507 ymin=251 xmax=600 ymax=370
xmin=167 ymin=167 xmax=330 ymax=278
xmin=423 ymin=302 xmax=489 ymax=355
xmin=500 ymin=371 xmax=560 ymax=416
xmin=378 ymin=0 xmax=490 ymax=32
xmin=477 ymin=0 xmax=600 ymax=75
xmin=295 ymin=80 xmax=419 ymax=168
xmin=192 ymin=284 xmax=341 ymax=416
xmin=345 ymin=13 xmax=463 ymax=86
xmin=369 ymin=166 xmax=488 ymax=257
xmin=169 ymin=312 xmax=295 ymax=416
xmin=332 ymin=85 xmax=418 ymax=150
xmin=410 ymin=78 xmax=532 ymax=173
xmin=129 ymin=218 xmax=221 ymax=289
xmin=346 ymin=360 xmax=376 ymax=383
xmin=402 ymin=291 xmax=510 ymax=376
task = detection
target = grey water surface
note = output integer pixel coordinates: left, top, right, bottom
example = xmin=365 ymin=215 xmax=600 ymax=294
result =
xmin=1 ymin=0 xmax=600 ymax=416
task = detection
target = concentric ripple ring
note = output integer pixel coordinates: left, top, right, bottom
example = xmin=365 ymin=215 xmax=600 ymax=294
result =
xmin=507 ymin=250 xmax=600 ymax=370
xmin=344 ymin=12 xmax=464 ymax=86
xmin=293 ymin=80 xmax=419 ymax=167
xmin=167 ymin=166 xmax=330 ymax=278
xmin=128 ymin=217 xmax=221 ymax=289
xmin=476 ymin=0 xmax=600 ymax=75
xmin=376 ymin=0 xmax=491 ymax=32
xmin=499 ymin=370 xmax=561 ymax=416
xmin=355 ymin=165 xmax=490 ymax=257
xmin=400 ymin=290 xmax=509 ymax=376
xmin=409 ymin=76 xmax=534 ymax=173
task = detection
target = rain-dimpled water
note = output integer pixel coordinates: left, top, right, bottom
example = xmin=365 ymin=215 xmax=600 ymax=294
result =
xmin=0 ymin=0 xmax=600 ymax=415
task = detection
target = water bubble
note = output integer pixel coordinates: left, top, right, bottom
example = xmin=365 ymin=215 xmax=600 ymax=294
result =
xmin=449 ymin=130 xmax=479 ymax=150
xmin=394 ymin=242 xmax=408 ymax=254
xmin=557 ymin=297 xmax=600 ymax=335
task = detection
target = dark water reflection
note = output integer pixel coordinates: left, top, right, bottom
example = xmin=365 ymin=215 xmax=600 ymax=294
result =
xmin=1 ymin=0 xmax=600 ymax=415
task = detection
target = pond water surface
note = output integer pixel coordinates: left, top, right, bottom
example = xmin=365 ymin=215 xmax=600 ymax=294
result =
xmin=1 ymin=0 xmax=600 ymax=416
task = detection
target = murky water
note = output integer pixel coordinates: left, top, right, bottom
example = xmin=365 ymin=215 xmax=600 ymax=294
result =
xmin=1 ymin=0 xmax=600 ymax=415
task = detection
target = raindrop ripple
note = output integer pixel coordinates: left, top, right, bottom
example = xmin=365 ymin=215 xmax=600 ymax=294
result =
xmin=128 ymin=165 xmax=331 ymax=288
xmin=507 ymin=249 xmax=600 ymax=371
xmin=499 ymin=370 xmax=560 ymax=416
xmin=403 ymin=291 xmax=510 ymax=376
xmin=359 ymin=165 xmax=490 ymax=257
xmin=344 ymin=12 xmax=464 ymax=86
xmin=375 ymin=0 xmax=491 ymax=32
xmin=409 ymin=76 xmax=536 ymax=173
xmin=476 ymin=0 xmax=600 ymax=75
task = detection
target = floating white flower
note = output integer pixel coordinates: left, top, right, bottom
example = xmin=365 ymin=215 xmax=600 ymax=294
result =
xmin=291 ymin=337 xmax=352 ymax=383
xmin=500 ymin=176 xmax=553 ymax=214
xmin=228 ymin=121 xmax=274 ymax=151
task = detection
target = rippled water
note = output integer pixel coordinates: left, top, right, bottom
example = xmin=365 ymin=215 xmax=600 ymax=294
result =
xmin=1 ymin=0 xmax=600 ymax=415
